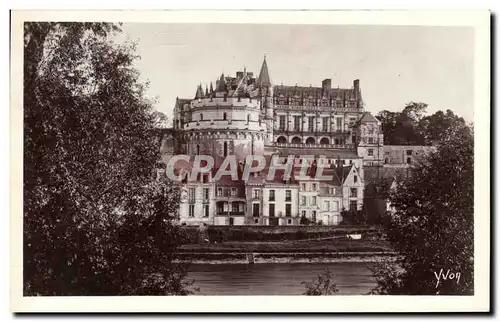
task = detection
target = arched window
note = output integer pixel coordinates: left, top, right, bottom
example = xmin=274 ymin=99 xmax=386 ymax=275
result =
xmin=200 ymin=113 xmax=203 ymax=121
xmin=223 ymin=112 xmax=227 ymax=120
xmin=385 ymin=157 xmax=390 ymax=164
xmin=319 ymin=138 xmax=330 ymax=145
xmin=223 ymin=142 xmax=228 ymax=157
xmin=305 ymin=137 xmax=316 ymax=145
xmin=291 ymin=137 xmax=302 ymax=144
xmin=277 ymin=136 xmax=287 ymax=143
xmin=196 ymin=144 xmax=200 ymax=155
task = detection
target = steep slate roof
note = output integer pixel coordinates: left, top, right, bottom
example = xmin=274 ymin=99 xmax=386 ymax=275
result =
xmin=272 ymin=85 xmax=357 ymax=101
xmin=256 ymin=56 xmax=272 ymax=87
xmin=363 ymin=166 xmax=412 ymax=186
xmin=215 ymin=74 xmax=227 ymax=92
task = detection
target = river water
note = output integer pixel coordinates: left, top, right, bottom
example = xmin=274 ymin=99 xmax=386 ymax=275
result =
xmin=188 ymin=262 xmax=376 ymax=295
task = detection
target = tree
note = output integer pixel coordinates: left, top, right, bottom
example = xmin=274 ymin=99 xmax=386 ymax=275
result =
xmin=419 ymin=109 xmax=466 ymax=145
xmin=371 ymin=123 xmax=474 ymax=295
xmin=23 ymin=22 xmax=195 ymax=295
xmin=302 ymin=269 xmax=339 ymax=295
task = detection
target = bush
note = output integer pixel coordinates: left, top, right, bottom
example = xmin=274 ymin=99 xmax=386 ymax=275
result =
xmin=302 ymin=269 xmax=339 ymax=295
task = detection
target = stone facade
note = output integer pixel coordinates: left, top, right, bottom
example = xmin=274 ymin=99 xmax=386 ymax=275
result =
xmin=161 ymin=55 xmax=430 ymax=226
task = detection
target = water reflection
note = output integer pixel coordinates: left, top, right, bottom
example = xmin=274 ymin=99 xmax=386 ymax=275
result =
xmin=188 ymin=262 xmax=376 ymax=295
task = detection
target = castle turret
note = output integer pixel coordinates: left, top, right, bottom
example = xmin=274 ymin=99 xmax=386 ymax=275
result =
xmin=195 ymin=84 xmax=204 ymax=99
xmin=215 ymin=74 xmax=227 ymax=97
xmin=257 ymin=54 xmax=274 ymax=145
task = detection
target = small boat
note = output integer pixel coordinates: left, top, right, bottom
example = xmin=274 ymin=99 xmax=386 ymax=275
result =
xmin=346 ymin=234 xmax=362 ymax=240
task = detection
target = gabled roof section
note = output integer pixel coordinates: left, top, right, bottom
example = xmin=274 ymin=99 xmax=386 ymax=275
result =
xmin=332 ymin=165 xmax=353 ymax=185
xmin=358 ymin=112 xmax=379 ymax=123
xmin=256 ymin=55 xmax=272 ymax=87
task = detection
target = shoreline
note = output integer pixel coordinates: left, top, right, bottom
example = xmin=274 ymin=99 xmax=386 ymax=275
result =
xmin=176 ymin=252 xmax=397 ymax=265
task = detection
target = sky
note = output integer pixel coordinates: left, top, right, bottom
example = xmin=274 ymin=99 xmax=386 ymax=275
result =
xmin=118 ymin=23 xmax=474 ymax=123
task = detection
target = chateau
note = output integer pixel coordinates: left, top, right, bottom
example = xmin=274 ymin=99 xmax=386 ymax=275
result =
xmin=160 ymin=55 xmax=432 ymax=226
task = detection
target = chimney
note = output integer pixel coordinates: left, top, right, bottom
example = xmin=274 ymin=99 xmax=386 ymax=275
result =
xmin=353 ymin=79 xmax=360 ymax=90
xmin=322 ymin=79 xmax=332 ymax=91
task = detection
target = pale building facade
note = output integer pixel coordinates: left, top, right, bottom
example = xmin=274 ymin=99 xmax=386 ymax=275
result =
xmin=163 ymin=55 xmax=429 ymax=226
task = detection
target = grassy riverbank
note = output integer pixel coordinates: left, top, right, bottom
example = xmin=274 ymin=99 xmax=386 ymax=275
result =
xmin=179 ymin=239 xmax=393 ymax=253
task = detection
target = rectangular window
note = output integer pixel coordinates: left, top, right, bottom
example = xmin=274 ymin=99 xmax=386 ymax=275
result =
xmin=350 ymin=188 xmax=357 ymax=198
xmin=336 ymin=118 xmax=342 ymax=131
xmin=324 ymin=201 xmax=330 ymax=211
xmin=312 ymin=183 xmax=317 ymax=191
xmin=269 ymin=203 xmax=275 ymax=217
xmin=301 ymin=183 xmax=306 ymax=191
xmin=203 ymin=188 xmax=209 ymax=201
xmin=368 ymin=137 xmax=374 ymax=144
xmin=406 ymin=150 xmax=413 ymax=156
xmin=322 ymin=117 xmax=329 ymax=132
xmin=350 ymin=200 xmax=357 ymax=212
xmin=253 ymin=189 xmax=260 ymax=199
xmin=189 ymin=205 xmax=195 ymax=217
xmin=285 ymin=204 xmax=292 ymax=217
xmin=301 ymin=210 xmax=306 ymax=217
xmin=312 ymin=211 xmax=317 ymax=221
xmin=285 ymin=190 xmax=292 ymax=202
xmin=354 ymin=175 xmax=358 ymax=183
xmin=330 ymin=187 xmax=336 ymax=195
xmin=368 ymin=149 xmax=374 ymax=156
xmin=204 ymin=205 xmax=209 ymax=217
xmin=231 ymin=187 xmax=237 ymax=196
xmin=301 ymin=196 xmax=307 ymax=206
xmin=269 ymin=189 xmax=275 ymax=201
xmin=217 ymin=187 xmax=222 ymax=197
xmin=332 ymin=201 xmax=339 ymax=211
xmin=231 ymin=202 xmax=238 ymax=213
xmin=188 ymin=188 xmax=196 ymax=203
xmin=308 ymin=116 xmax=314 ymax=132
xmin=203 ymin=174 xmax=209 ymax=183
xmin=279 ymin=115 xmax=286 ymax=130
xmin=311 ymin=196 xmax=317 ymax=206
xmin=294 ymin=116 xmax=301 ymax=131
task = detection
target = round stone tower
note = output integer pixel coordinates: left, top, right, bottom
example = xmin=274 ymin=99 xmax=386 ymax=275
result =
xmin=183 ymin=71 xmax=268 ymax=164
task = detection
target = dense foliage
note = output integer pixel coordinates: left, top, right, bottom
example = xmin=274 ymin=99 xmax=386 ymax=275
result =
xmin=302 ymin=269 xmax=339 ymax=295
xmin=377 ymin=102 xmax=466 ymax=145
xmin=371 ymin=123 xmax=474 ymax=295
xmin=23 ymin=22 xmax=194 ymax=295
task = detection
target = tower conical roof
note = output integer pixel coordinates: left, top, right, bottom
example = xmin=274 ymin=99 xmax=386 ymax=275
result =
xmin=256 ymin=54 xmax=272 ymax=87
xmin=195 ymin=84 xmax=204 ymax=99
xmin=215 ymin=74 xmax=227 ymax=92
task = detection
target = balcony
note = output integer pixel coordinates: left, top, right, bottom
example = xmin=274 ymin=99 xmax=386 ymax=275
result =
xmin=273 ymin=129 xmax=351 ymax=136
xmin=273 ymin=142 xmax=354 ymax=149
xmin=216 ymin=211 xmax=246 ymax=216
xmin=274 ymin=104 xmax=362 ymax=113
